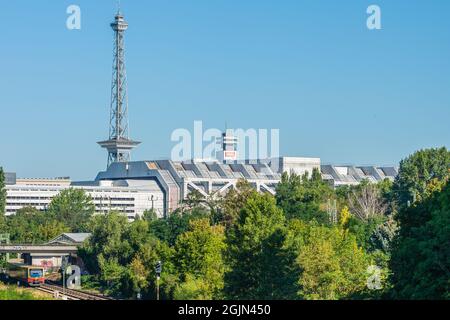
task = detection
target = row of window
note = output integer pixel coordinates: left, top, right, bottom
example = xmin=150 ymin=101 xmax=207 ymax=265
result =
xmin=7 ymin=203 xmax=135 ymax=210
xmin=7 ymin=197 xmax=136 ymax=202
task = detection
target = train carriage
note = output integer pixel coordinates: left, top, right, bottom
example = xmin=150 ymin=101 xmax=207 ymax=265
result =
xmin=4 ymin=263 xmax=45 ymax=287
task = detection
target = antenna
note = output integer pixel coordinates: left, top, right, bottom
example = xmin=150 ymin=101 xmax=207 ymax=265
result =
xmin=98 ymin=9 xmax=140 ymax=168
xmin=117 ymin=0 xmax=122 ymax=14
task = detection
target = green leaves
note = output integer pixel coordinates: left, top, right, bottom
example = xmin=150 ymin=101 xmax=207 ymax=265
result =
xmin=5 ymin=206 xmax=69 ymax=244
xmin=224 ymin=193 xmax=294 ymax=300
xmin=296 ymin=224 xmax=370 ymax=300
xmin=275 ymin=169 xmax=331 ymax=223
xmin=390 ymin=182 xmax=450 ymax=299
xmin=79 ymin=211 xmax=176 ymax=299
xmin=47 ymin=188 xmax=95 ymax=232
xmin=393 ymin=147 xmax=450 ymax=210
xmin=174 ymin=219 xmax=226 ymax=300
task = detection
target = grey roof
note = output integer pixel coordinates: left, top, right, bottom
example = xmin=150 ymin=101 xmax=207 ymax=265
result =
xmin=96 ymin=160 xmax=281 ymax=182
xmin=321 ymin=165 xmax=397 ymax=186
xmin=47 ymin=233 xmax=91 ymax=245
xmin=63 ymin=233 xmax=91 ymax=243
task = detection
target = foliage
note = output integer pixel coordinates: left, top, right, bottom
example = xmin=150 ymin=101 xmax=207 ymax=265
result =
xmin=5 ymin=207 xmax=69 ymax=243
xmin=79 ymin=211 xmax=177 ymax=299
xmin=370 ymin=215 xmax=398 ymax=254
xmin=149 ymin=209 xmax=209 ymax=246
xmin=224 ymin=193 xmax=296 ymax=299
xmin=275 ymin=169 xmax=332 ymax=223
xmin=339 ymin=206 xmax=351 ymax=229
xmin=219 ymin=180 xmax=257 ymax=228
xmin=173 ymin=274 xmax=213 ymax=300
xmin=143 ymin=209 xmax=158 ymax=222
xmin=47 ymin=188 xmax=95 ymax=232
xmin=390 ymin=182 xmax=450 ymax=299
xmin=294 ymin=223 xmax=371 ymax=300
xmin=347 ymin=215 xmax=386 ymax=253
xmin=393 ymin=147 xmax=450 ymax=210
xmin=0 ymin=285 xmax=48 ymax=300
xmin=174 ymin=219 xmax=226 ymax=299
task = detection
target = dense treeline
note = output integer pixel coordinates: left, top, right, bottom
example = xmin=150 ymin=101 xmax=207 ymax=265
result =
xmin=0 ymin=147 xmax=449 ymax=299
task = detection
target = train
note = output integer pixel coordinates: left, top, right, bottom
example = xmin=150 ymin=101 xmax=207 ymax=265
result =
xmin=1 ymin=263 xmax=46 ymax=287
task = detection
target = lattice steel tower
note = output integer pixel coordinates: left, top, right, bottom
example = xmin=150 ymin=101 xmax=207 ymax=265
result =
xmin=98 ymin=10 xmax=140 ymax=167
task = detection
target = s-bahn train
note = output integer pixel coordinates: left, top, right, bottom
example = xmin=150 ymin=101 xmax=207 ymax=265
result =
xmin=1 ymin=264 xmax=46 ymax=287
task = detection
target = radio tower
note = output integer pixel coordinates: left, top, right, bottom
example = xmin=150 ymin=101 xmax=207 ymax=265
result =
xmin=98 ymin=9 xmax=140 ymax=167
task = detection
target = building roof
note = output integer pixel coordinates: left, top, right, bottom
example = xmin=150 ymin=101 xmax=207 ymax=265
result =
xmin=46 ymin=233 xmax=91 ymax=245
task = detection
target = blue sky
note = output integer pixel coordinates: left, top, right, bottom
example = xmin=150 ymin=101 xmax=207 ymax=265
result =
xmin=1 ymin=0 xmax=449 ymax=180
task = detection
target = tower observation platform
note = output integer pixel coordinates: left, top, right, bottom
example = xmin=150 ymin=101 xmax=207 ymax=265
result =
xmin=98 ymin=11 xmax=140 ymax=167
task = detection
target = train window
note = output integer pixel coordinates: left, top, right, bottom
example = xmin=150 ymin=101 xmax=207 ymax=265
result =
xmin=30 ymin=269 xmax=43 ymax=278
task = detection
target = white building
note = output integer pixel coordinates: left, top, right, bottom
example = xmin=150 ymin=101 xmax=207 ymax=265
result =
xmin=3 ymin=159 xmax=397 ymax=219
xmin=5 ymin=178 xmax=164 ymax=220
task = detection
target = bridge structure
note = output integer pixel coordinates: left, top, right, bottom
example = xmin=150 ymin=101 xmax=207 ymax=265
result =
xmin=0 ymin=233 xmax=90 ymax=269
xmin=0 ymin=245 xmax=78 ymax=255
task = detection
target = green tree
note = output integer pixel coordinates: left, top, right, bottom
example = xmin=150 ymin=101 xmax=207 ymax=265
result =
xmin=5 ymin=207 xmax=66 ymax=243
xmin=224 ymin=193 xmax=296 ymax=299
xmin=295 ymin=223 xmax=371 ymax=300
xmin=47 ymin=188 xmax=95 ymax=232
xmin=393 ymin=147 xmax=450 ymax=210
xmin=390 ymin=181 xmax=450 ymax=299
xmin=149 ymin=209 xmax=209 ymax=246
xmin=275 ymin=169 xmax=332 ymax=223
xmin=38 ymin=220 xmax=70 ymax=241
xmin=79 ymin=211 xmax=177 ymax=299
xmin=219 ymin=180 xmax=257 ymax=228
xmin=79 ymin=212 xmax=131 ymax=275
xmin=173 ymin=275 xmax=212 ymax=300
xmin=174 ymin=219 xmax=226 ymax=299
xmin=143 ymin=209 xmax=158 ymax=222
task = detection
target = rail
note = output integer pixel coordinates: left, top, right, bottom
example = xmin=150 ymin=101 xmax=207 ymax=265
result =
xmin=37 ymin=283 xmax=114 ymax=301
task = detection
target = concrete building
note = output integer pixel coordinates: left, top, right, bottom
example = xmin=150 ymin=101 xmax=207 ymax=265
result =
xmin=92 ymin=157 xmax=397 ymax=217
xmin=4 ymin=172 xmax=16 ymax=185
xmin=321 ymin=165 xmax=398 ymax=187
xmin=5 ymin=177 xmax=164 ymax=219
xmin=3 ymin=159 xmax=397 ymax=219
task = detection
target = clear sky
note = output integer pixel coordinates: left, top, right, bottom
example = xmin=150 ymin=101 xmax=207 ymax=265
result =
xmin=1 ymin=0 xmax=449 ymax=180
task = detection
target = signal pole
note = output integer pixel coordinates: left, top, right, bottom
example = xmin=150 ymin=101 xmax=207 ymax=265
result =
xmin=155 ymin=261 xmax=162 ymax=300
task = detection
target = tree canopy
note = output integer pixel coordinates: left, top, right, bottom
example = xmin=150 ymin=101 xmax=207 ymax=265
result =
xmin=390 ymin=181 xmax=450 ymax=299
xmin=47 ymin=188 xmax=95 ymax=232
xmin=393 ymin=147 xmax=450 ymax=210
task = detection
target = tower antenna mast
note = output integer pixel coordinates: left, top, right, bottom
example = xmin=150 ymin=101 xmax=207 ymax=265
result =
xmin=98 ymin=9 xmax=140 ymax=167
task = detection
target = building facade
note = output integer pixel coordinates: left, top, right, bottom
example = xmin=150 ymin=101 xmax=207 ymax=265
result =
xmin=3 ymin=159 xmax=397 ymax=219
xmin=5 ymin=178 xmax=164 ymax=219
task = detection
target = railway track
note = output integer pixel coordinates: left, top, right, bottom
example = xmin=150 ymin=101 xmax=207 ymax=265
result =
xmin=37 ymin=283 xmax=114 ymax=301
